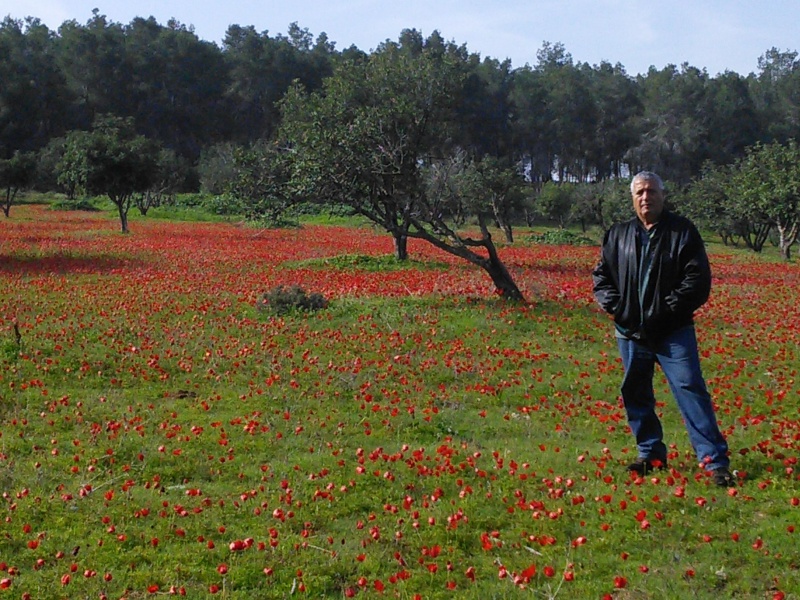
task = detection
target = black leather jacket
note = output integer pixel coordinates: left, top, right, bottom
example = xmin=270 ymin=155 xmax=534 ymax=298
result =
xmin=592 ymin=211 xmax=711 ymax=345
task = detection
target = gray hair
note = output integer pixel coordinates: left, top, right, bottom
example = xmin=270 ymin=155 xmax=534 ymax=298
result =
xmin=630 ymin=171 xmax=664 ymax=194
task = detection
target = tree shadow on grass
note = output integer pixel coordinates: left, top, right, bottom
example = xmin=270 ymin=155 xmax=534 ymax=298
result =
xmin=0 ymin=254 xmax=143 ymax=276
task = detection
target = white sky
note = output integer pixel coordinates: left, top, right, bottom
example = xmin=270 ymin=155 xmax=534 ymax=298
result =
xmin=2 ymin=0 xmax=797 ymax=76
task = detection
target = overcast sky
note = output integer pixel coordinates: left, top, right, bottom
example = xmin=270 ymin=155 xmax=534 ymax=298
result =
xmin=2 ymin=0 xmax=797 ymax=76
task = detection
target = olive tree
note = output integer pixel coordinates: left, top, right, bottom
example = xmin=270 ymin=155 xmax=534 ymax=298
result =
xmin=462 ymin=156 xmax=526 ymax=244
xmin=735 ymin=141 xmax=800 ymax=260
xmin=687 ymin=141 xmax=800 ymax=258
xmin=424 ymin=152 xmax=526 ymax=243
xmin=0 ymin=151 xmax=36 ymax=217
xmin=279 ymin=32 xmax=524 ymax=300
xmin=227 ymin=141 xmax=296 ymax=226
xmin=134 ymin=148 xmax=191 ymax=216
xmin=57 ymin=115 xmax=158 ymax=232
xmin=683 ymin=162 xmax=750 ymax=247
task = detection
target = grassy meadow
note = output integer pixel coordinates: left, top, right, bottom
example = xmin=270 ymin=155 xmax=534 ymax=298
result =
xmin=0 ymin=203 xmax=798 ymax=599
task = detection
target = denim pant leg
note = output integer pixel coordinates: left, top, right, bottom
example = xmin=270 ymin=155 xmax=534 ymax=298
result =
xmin=654 ymin=326 xmax=729 ymax=470
xmin=617 ymin=336 xmax=668 ymax=461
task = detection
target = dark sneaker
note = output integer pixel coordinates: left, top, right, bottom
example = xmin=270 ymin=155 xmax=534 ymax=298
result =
xmin=711 ymin=467 xmax=736 ymax=487
xmin=627 ymin=457 xmax=668 ymax=476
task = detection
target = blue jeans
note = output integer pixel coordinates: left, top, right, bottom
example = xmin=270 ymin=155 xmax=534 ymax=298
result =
xmin=617 ymin=326 xmax=729 ymax=470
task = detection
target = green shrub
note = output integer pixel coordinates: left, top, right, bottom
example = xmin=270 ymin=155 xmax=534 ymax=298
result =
xmin=290 ymin=202 xmax=354 ymax=217
xmin=256 ymin=285 xmax=329 ymax=315
xmin=171 ymin=193 xmax=207 ymax=208
xmin=528 ymin=229 xmax=596 ymax=246
xmin=49 ymin=197 xmax=99 ymax=211
xmin=202 ymin=193 xmax=243 ymax=216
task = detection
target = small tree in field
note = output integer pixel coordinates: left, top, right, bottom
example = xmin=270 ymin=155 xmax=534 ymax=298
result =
xmin=227 ymin=141 xmax=296 ymax=226
xmin=684 ymin=163 xmax=746 ymax=247
xmin=454 ymin=155 xmax=526 ymax=244
xmin=0 ymin=151 xmax=36 ymax=217
xmin=534 ymin=181 xmax=577 ymax=229
xmin=134 ymin=148 xmax=188 ymax=216
xmin=280 ymin=33 xmax=524 ymax=301
xmin=57 ymin=115 xmax=158 ymax=232
xmin=735 ymin=141 xmax=800 ymax=260
xmin=198 ymin=142 xmax=238 ymax=195
xmin=688 ymin=141 xmax=800 ymax=259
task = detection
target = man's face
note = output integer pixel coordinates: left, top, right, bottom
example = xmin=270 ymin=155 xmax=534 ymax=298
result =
xmin=631 ymin=178 xmax=665 ymax=227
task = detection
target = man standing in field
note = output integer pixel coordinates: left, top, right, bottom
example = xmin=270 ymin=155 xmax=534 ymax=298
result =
xmin=592 ymin=171 xmax=735 ymax=487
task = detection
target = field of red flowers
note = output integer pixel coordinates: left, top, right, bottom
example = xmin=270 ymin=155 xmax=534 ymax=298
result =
xmin=1 ymin=205 xmax=799 ymax=599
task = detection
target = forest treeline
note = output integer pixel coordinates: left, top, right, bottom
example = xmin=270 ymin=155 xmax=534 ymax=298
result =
xmin=1 ymin=11 xmax=799 ymax=266
xmin=3 ymin=11 xmax=799 ymax=181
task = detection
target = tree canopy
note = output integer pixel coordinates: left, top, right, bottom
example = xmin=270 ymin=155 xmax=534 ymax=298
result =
xmin=1 ymin=13 xmax=797 ymax=180
xmin=1 ymin=12 xmax=799 ymax=266
xmin=57 ymin=115 xmax=159 ymax=232
xmin=279 ymin=32 xmax=525 ymax=299
xmin=686 ymin=140 xmax=800 ymax=259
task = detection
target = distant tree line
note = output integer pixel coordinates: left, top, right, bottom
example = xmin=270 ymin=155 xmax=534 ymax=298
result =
xmin=1 ymin=11 xmax=799 ymax=264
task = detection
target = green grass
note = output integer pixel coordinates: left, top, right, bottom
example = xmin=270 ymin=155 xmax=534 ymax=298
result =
xmin=142 ymin=204 xmax=240 ymax=223
xmin=296 ymin=212 xmax=373 ymax=228
xmin=2 ymin=294 xmax=796 ymax=598
xmin=0 ymin=206 xmax=798 ymax=599
xmin=293 ymin=253 xmax=449 ymax=272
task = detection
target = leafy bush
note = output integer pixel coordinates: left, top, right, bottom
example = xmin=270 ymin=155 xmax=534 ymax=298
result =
xmin=202 ymin=193 xmax=244 ymax=216
xmin=49 ymin=197 xmax=99 ymax=211
xmin=157 ymin=193 xmax=243 ymax=217
xmin=256 ymin=285 xmax=329 ymax=315
xmin=197 ymin=142 xmax=238 ymax=195
xmin=528 ymin=229 xmax=596 ymax=246
xmin=290 ymin=202 xmax=355 ymax=218
xmin=171 ymin=193 xmax=207 ymax=208
xmin=35 ymin=137 xmax=66 ymax=191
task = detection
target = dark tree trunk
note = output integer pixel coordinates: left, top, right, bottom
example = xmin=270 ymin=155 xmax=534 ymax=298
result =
xmin=119 ymin=209 xmax=129 ymax=234
xmin=742 ymin=222 xmax=771 ymax=253
xmin=478 ymin=220 xmax=523 ymax=301
xmin=482 ymin=254 xmax=524 ymax=301
xmin=524 ymin=209 xmax=534 ymax=227
xmin=494 ymin=209 xmax=513 ymax=243
xmin=777 ymin=222 xmax=798 ymax=261
xmin=393 ymin=231 xmax=408 ymax=260
xmin=3 ymin=187 xmax=14 ymax=217
xmin=136 ymin=191 xmax=156 ymax=216
xmin=404 ymin=216 xmax=525 ymax=302
xmin=501 ymin=223 xmax=514 ymax=244
xmin=113 ymin=195 xmax=131 ymax=233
